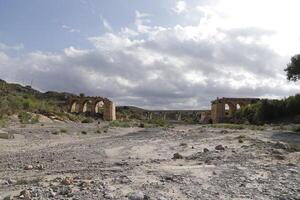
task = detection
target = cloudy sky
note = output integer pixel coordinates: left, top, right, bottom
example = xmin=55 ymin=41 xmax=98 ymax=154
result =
xmin=1 ymin=0 xmax=300 ymax=109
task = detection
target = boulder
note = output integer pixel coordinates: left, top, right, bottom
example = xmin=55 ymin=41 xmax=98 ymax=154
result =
xmin=215 ymin=145 xmax=225 ymax=151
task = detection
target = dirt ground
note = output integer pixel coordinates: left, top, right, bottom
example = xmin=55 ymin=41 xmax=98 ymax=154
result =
xmin=0 ymin=120 xmax=299 ymax=200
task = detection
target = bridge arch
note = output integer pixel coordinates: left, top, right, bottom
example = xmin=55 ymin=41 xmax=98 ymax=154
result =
xmin=70 ymin=100 xmax=80 ymax=113
xmin=211 ymin=97 xmax=260 ymax=123
xmin=69 ymin=96 xmax=116 ymax=121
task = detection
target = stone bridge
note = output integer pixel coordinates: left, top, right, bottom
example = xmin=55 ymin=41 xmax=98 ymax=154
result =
xmin=211 ymin=97 xmax=260 ymax=123
xmin=143 ymin=110 xmax=211 ymax=123
xmin=69 ymin=96 xmax=116 ymax=121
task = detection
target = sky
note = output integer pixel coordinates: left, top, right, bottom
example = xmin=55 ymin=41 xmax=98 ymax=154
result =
xmin=1 ymin=0 xmax=300 ymax=109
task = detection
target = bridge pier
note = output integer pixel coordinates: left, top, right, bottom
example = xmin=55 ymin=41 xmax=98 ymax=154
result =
xmin=177 ymin=112 xmax=181 ymax=121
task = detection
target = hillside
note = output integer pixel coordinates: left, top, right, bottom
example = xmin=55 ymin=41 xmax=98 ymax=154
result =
xmin=0 ymin=79 xmax=77 ymax=121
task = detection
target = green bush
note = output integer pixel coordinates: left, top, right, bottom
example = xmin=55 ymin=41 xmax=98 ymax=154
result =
xmin=109 ymin=120 xmax=131 ymax=128
xmin=81 ymin=117 xmax=94 ymax=123
xmin=18 ymin=112 xmax=32 ymax=124
xmin=18 ymin=112 xmax=39 ymax=124
xmin=234 ymin=94 xmax=300 ymax=124
xmin=60 ymin=128 xmax=68 ymax=133
xmin=146 ymin=118 xmax=168 ymax=127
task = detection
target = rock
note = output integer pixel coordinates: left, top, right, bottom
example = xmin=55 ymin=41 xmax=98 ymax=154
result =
xmin=0 ymin=130 xmax=14 ymax=139
xmin=274 ymin=154 xmax=285 ymax=160
xmin=59 ymin=186 xmax=73 ymax=195
xmin=274 ymin=142 xmax=288 ymax=150
xmin=20 ymin=190 xmax=32 ymax=200
xmin=203 ymin=148 xmax=209 ymax=153
xmin=238 ymin=138 xmax=244 ymax=143
xmin=172 ymin=153 xmax=183 ymax=160
xmin=139 ymin=123 xmax=145 ymax=128
xmin=220 ymin=130 xmax=229 ymax=134
xmin=127 ymin=191 xmax=145 ymax=200
xmin=215 ymin=145 xmax=225 ymax=151
xmin=3 ymin=195 xmax=12 ymax=200
xmin=36 ymin=164 xmax=44 ymax=170
xmin=24 ymin=165 xmax=34 ymax=170
xmin=61 ymin=177 xmax=73 ymax=185
xmin=104 ymin=192 xmax=114 ymax=199
xmin=7 ymin=178 xmax=17 ymax=185
xmin=49 ymin=191 xmax=56 ymax=198
xmin=180 ymin=143 xmax=187 ymax=147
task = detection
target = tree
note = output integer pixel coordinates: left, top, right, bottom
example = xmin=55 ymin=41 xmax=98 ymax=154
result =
xmin=285 ymin=54 xmax=300 ymax=81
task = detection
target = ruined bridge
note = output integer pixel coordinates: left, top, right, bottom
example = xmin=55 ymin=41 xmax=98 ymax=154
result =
xmin=211 ymin=97 xmax=260 ymax=123
xmin=143 ymin=110 xmax=211 ymax=122
xmin=69 ymin=96 xmax=116 ymax=121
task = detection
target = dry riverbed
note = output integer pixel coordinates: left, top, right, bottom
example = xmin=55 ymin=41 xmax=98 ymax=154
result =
xmin=0 ymin=121 xmax=299 ymax=200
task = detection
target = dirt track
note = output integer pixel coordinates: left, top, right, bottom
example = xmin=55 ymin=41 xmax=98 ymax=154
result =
xmin=0 ymin=121 xmax=299 ymax=200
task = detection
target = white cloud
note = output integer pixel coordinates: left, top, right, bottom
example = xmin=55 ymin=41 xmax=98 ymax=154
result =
xmin=1 ymin=0 xmax=300 ymax=109
xmin=173 ymin=1 xmax=187 ymax=14
xmin=135 ymin=10 xmax=152 ymax=33
xmin=101 ymin=17 xmax=113 ymax=31
xmin=62 ymin=25 xmax=80 ymax=33
xmin=0 ymin=43 xmax=24 ymax=51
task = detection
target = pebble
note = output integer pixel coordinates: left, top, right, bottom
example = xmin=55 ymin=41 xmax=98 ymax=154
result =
xmin=203 ymin=148 xmax=209 ymax=153
xmin=24 ymin=165 xmax=34 ymax=170
xmin=215 ymin=145 xmax=225 ymax=151
xmin=172 ymin=153 xmax=183 ymax=159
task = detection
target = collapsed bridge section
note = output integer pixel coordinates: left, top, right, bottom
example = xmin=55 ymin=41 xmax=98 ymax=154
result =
xmin=69 ymin=96 xmax=116 ymax=121
xmin=211 ymin=97 xmax=260 ymax=123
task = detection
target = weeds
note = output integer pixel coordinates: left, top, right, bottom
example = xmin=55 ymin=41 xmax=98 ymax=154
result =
xmin=15 ymin=177 xmax=42 ymax=185
xmin=208 ymin=123 xmax=265 ymax=131
xmin=81 ymin=117 xmax=94 ymax=123
xmin=109 ymin=120 xmax=132 ymax=128
xmin=60 ymin=128 xmax=68 ymax=133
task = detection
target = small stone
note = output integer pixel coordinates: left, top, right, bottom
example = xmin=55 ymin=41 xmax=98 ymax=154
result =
xmin=49 ymin=191 xmax=56 ymax=198
xmin=104 ymin=192 xmax=114 ymax=199
xmin=24 ymin=165 xmax=34 ymax=170
xmin=36 ymin=164 xmax=44 ymax=170
xmin=61 ymin=177 xmax=73 ymax=185
xmin=20 ymin=190 xmax=32 ymax=200
xmin=203 ymin=148 xmax=209 ymax=153
xmin=7 ymin=178 xmax=17 ymax=185
xmin=59 ymin=186 xmax=73 ymax=195
xmin=180 ymin=143 xmax=187 ymax=147
xmin=274 ymin=142 xmax=288 ymax=150
xmin=215 ymin=145 xmax=225 ymax=151
xmin=220 ymin=130 xmax=229 ymax=134
xmin=172 ymin=153 xmax=183 ymax=160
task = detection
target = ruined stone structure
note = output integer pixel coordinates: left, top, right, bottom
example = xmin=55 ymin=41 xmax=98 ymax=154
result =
xmin=211 ymin=97 xmax=260 ymax=123
xmin=144 ymin=110 xmax=209 ymax=122
xmin=69 ymin=96 xmax=116 ymax=121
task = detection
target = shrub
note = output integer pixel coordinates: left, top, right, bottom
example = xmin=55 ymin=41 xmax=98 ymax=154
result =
xmin=60 ymin=128 xmax=68 ymax=133
xmin=81 ymin=117 xmax=94 ymax=123
xmin=109 ymin=120 xmax=131 ymax=128
xmin=146 ymin=118 xmax=168 ymax=127
xmin=18 ymin=112 xmax=32 ymax=124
